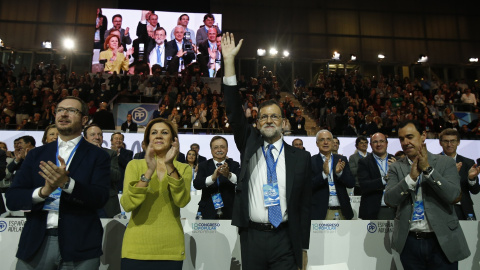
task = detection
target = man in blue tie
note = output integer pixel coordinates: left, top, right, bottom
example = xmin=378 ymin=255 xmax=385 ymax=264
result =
xmin=147 ymin=28 xmax=167 ymax=69
xmin=222 ymin=32 xmax=311 ymax=270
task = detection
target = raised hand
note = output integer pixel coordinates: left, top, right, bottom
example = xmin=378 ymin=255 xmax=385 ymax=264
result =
xmin=468 ymin=164 xmax=480 ymax=180
xmin=221 ymin=32 xmax=243 ymax=62
xmin=335 ymin=160 xmax=346 ymax=174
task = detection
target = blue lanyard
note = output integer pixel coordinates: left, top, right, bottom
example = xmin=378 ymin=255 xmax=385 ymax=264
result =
xmin=261 ymin=142 xmax=284 ymax=181
xmin=56 ymin=138 xmax=82 ymax=167
xmin=373 ymin=155 xmax=388 ymax=177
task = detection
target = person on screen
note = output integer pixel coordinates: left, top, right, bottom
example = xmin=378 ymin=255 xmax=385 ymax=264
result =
xmin=99 ymin=35 xmax=133 ymax=74
xmin=196 ymin=13 xmax=221 ymax=44
xmin=198 ymin=28 xmax=222 ymax=78
xmin=165 ymin=25 xmax=196 ymax=74
xmin=170 ymin=14 xmax=196 ymax=45
xmin=105 ymin=14 xmax=132 ymax=46
xmin=147 ymin=28 xmax=167 ymax=69
xmin=137 ymin=13 xmax=160 ymax=40
xmin=94 ymin=8 xmax=108 ymax=50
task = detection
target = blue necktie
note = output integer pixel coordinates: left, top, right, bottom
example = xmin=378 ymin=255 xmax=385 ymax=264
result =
xmin=156 ymin=45 xmax=161 ymax=65
xmin=266 ymin=144 xmax=282 ymax=227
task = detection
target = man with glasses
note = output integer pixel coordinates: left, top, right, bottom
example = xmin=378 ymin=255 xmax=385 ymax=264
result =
xmin=348 ymin=136 xmax=369 ymax=195
xmin=312 ymin=130 xmax=355 ymax=220
xmin=193 ymin=136 xmax=240 ymax=219
xmin=438 ymin=128 xmax=480 ymax=220
xmin=358 ymin=133 xmax=397 ymax=220
xmin=6 ymin=96 xmax=110 ymax=269
xmin=222 ymin=33 xmax=311 ymax=270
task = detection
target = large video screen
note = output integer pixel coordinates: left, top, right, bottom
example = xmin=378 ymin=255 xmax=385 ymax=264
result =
xmin=93 ymin=8 xmax=222 ymax=76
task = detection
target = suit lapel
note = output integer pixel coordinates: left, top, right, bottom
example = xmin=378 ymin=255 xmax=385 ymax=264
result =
xmin=284 ymin=143 xmax=295 ymax=203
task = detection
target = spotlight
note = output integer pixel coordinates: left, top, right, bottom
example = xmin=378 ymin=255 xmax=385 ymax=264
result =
xmin=417 ymin=55 xmax=428 ymax=63
xmin=257 ymin=49 xmax=266 ymax=56
xmin=63 ymin=38 xmax=74 ymax=50
xmin=377 ymin=54 xmax=385 ymax=59
xmin=283 ymin=50 xmax=290 ymax=57
xmin=42 ymin=41 xmax=52 ymax=49
xmin=332 ymin=51 xmax=340 ymax=60
xmin=350 ymin=54 xmax=357 ymax=61
xmin=469 ymin=58 xmax=478 ymax=63
xmin=269 ymin=48 xmax=278 ymax=56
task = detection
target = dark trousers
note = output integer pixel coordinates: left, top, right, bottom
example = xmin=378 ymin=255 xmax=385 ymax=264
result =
xmin=239 ymin=225 xmax=297 ymax=270
xmin=400 ymin=233 xmax=458 ymax=270
xmin=121 ymin=258 xmax=183 ymax=270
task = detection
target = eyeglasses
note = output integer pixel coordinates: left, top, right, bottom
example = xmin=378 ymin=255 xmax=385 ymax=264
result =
xmin=371 ymin=140 xmax=386 ymax=145
xmin=317 ymin=138 xmax=333 ymax=143
xmin=55 ymin=107 xmax=82 ymax=115
xmin=440 ymin=139 xmax=458 ymax=145
xmin=258 ymin=114 xmax=282 ymax=122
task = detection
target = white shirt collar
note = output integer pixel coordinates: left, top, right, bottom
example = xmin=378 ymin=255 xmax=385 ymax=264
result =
xmin=58 ymin=135 xmax=82 ymax=148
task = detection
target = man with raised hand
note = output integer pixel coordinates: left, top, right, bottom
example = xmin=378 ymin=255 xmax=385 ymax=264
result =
xmin=222 ymin=32 xmax=311 ymax=270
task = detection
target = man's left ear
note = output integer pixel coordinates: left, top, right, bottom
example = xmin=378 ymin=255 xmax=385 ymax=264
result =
xmin=82 ymin=116 xmax=89 ymax=126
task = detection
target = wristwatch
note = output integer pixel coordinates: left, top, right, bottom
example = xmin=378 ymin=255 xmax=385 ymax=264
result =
xmin=422 ymin=166 xmax=434 ymax=176
xmin=140 ymin=174 xmax=151 ymax=183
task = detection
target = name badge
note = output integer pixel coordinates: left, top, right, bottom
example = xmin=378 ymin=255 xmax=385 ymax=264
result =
xmin=211 ymin=193 xmax=224 ymax=209
xmin=263 ymin=183 xmax=280 ymax=207
xmin=43 ymin=188 xmax=62 ymax=211
xmin=412 ymin=201 xmax=425 ymax=221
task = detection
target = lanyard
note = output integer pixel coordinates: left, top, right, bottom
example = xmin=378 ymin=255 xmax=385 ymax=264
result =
xmin=261 ymin=142 xmax=284 ymax=182
xmin=56 ymin=138 xmax=82 ymax=168
xmin=374 ymin=155 xmax=388 ymax=177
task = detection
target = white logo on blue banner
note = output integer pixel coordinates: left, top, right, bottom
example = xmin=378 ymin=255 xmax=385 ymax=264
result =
xmin=132 ymin=107 xmax=149 ymax=123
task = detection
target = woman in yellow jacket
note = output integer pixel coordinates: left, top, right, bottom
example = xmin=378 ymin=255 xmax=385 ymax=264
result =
xmin=99 ymin=34 xmax=131 ymax=74
xmin=120 ymin=118 xmax=191 ymax=270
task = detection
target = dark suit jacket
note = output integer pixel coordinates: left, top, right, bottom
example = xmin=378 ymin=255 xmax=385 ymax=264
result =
xmin=225 ymin=84 xmax=311 ymax=268
xmin=455 ymin=154 xmax=480 ymax=218
xmin=133 ymin=151 xmax=146 ymax=160
xmin=177 ymin=152 xmax=186 ymax=163
xmin=136 ymin=22 xmax=160 ymax=39
xmin=92 ymin=110 xmax=115 ymax=130
xmin=197 ymin=154 xmax=207 ymax=164
xmin=0 ymin=149 xmax=6 ymax=214
xmin=117 ymin=148 xmax=133 ymax=192
xmin=164 ymin=39 xmax=195 ymax=74
xmin=131 ymin=36 xmax=154 ymax=63
xmin=121 ymin=121 xmax=138 ymax=132
xmin=102 ymin=148 xmax=121 ymax=218
xmin=145 ymin=39 xmax=167 ymax=67
xmin=6 ymin=139 xmax=110 ymax=261
xmin=358 ymin=153 xmax=395 ymax=219
xmin=311 ymin=153 xmax=355 ymax=220
xmin=193 ymin=158 xmax=240 ymax=219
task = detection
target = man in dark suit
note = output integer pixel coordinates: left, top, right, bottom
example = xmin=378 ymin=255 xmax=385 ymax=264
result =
xmin=196 ymin=13 xmax=222 ymax=44
xmin=145 ymin=27 xmax=168 ymax=69
xmin=385 ymin=120 xmax=471 ymax=269
xmin=110 ymin=132 xmax=133 ymax=191
xmin=120 ymin=113 xmax=138 ymax=133
xmin=6 ymin=96 xmax=110 ymax=269
xmin=190 ymin=143 xmax=207 ymax=163
xmin=358 ymin=132 xmax=397 ymax=220
xmin=92 ymin=102 xmax=115 ymax=130
xmin=193 ymin=136 xmax=240 ymax=219
xmin=438 ymin=128 xmax=480 ymax=220
xmin=198 ymin=28 xmax=222 ymax=77
xmin=311 ymin=129 xmax=355 ymax=220
xmin=136 ymin=13 xmax=160 ymax=40
xmin=222 ymin=33 xmax=311 ymax=270
xmin=7 ymin=136 xmax=36 ymax=179
xmin=104 ymin=14 xmax=132 ymax=46
xmin=165 ymin=25 xmax=196 ymax=75
xmin=84 ymin=124 xmax=122 ymax=218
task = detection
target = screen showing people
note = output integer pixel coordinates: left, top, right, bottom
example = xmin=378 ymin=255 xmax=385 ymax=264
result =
xmin=93 ymin=9 xmax=222 ymax=77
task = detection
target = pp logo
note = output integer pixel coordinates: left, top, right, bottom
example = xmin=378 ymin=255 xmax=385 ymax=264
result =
xmin=367 ymin=222 xmax=377 ymax=233
xmin=132 ymin=107 xmax=148 ymax=123
xmin=0 ymin=221 xmax=7 ymax=232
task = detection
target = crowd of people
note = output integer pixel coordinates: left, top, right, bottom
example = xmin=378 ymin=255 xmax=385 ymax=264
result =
xmin=0 ymin=32 xmax=478 ymax=270
xmin=295 ymin=73 xmax=480 ymax=139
